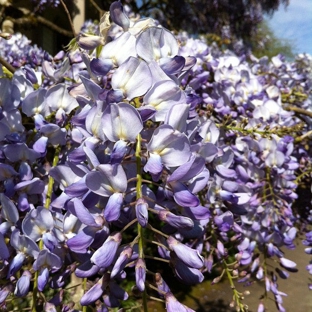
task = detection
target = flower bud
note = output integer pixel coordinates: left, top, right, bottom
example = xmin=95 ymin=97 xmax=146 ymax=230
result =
xmin=0 ymin=285 xmax=13 ymax=304
xmin=211 ymin=275 xmax=222 ymax=285
xmin=258 ymin=302 xmax=265 ymax=312
xmin=155 ymin=273 xmax=170 ymax=296
xmin=135 ymin=198 xmax=148 ymax=228
xmin=159 ymin=210 xmax=194 ymax=229
xmin=44 ymin=302 xmax=57 ymax=312
xmin=135 ymin=258 xmax=146 ymax=292
xmin=14 ymin=270 xmax=32 ymax=297
xmin=204 ymin=254 xmax=213 ymax=273
xmin=217 ymin=240 xmax=225 ymax=256
xmin=111 ymin=246 xmax=133 ymax=278
xmin=78 ymin=34 xmax=104 ymax=50
xmin=280 ymin=257 xmax=297 ymax=269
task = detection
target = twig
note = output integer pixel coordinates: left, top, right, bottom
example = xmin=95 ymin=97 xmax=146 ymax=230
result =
xmin=284 ymin=105 xmax=312 ymax=118
xmin=90 ymin=0 xmax=104 ymax=14
xmin=60 ymin=0 xmax=76 ymax=37
xmin=295 ymin=129 xmax=312 ymax=143
xmin=7 ymin=16 xmax=73 ymax=37
xmin=0 ymin=55 xmax=16 ymax=73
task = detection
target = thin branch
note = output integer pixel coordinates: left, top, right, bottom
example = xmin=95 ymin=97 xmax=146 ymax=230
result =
xmin=295 ymin=129 xmax=312 ymax=143
xmin=89 ymin=0 xmax=104 ymax=14
xmin=7 ymin=16 xmax=73 ymax=37
xmin=60 ymin=0 xmax=76 ymax=37
xmin=284 ymin=105 xmax=312 ymax=118
xmin=36 ymin=15 xmax=73 ymax=37
xmin=0 ymin=6 xmax=5 ymax=22
xmin=0 ymin=55 xmax=16 ymax=73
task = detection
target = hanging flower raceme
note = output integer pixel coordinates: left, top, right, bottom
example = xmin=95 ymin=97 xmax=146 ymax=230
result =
xmin=0 ymin=0 xmax=311 ymax=311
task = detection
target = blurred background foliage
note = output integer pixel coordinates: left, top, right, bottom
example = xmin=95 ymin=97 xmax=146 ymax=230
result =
xmin=0 ymin=0 xmax=294 ymax=58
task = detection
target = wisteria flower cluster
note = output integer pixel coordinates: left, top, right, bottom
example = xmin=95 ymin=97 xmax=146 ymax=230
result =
xmin=0 ymin=1 xmax=312 ymax=311
xmin=0 ymin=33 xmax=51 ymax=69
xmin=31 ymin=0 xmax=61 ymax=9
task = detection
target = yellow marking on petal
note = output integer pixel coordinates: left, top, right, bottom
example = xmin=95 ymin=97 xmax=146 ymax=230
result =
xmin=60 ymin=179 xmax=68 ymax=187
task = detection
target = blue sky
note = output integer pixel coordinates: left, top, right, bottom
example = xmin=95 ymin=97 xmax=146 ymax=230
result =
xmin=266 ymin=0 xmax=312 ymax=55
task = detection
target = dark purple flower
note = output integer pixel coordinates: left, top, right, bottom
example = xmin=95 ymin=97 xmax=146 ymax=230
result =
xmin=171 ymin=253 xmax=204 ymax=285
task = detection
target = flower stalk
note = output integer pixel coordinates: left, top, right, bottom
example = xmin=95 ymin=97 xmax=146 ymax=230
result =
xmin=136 ymin=134 xmax=148 ymax=312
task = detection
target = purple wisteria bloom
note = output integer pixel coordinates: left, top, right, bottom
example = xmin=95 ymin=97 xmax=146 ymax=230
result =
xmin=0 ymin=0 xmax=311 ymax=310
xmin=111 ymin=246 xmax=133 ymax=278
xmin=135 ymin=257 xmax=146 ymax=291
xmin=81 ymin=277 xmax=106 ymax=306
xmin=86 ymin=164 xmax=127 ymax=221
xmin=8 ymin=230 xmax=39 ymax=277
xmin=165 ymin=292 xmax=195 ymax=312
xmin=14 ymin=270 xmax=32 ymax=297
xmin=144 ymin=125 xmax=191 ymax=180
xmin=135 ymin=198 xmax=149 ymax=227
xmin=33 ymin=250 xmax=62 ymax=291
xmin=91 ymin=232 xmax=122 ymax=268
xmin=167 ymin=236 xmax=204 ymax=269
